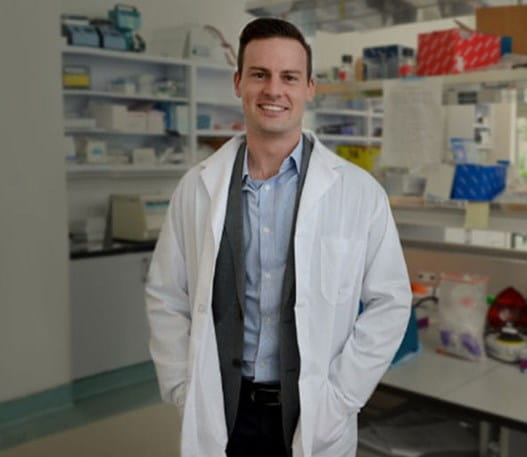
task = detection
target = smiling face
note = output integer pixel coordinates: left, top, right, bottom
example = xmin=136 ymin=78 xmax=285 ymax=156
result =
xmin=234 ymin=37 xmax=315 ymax=141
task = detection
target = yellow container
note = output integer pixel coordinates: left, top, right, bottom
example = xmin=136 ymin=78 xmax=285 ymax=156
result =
xmin=63 ymin=65 xmax=91 ymax=89
xmin=336 ymin=145 xmax=380 ymax=172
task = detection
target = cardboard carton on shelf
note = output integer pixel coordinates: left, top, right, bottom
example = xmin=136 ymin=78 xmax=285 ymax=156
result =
xmin=476 ymin=5 xmax=527 ymax=55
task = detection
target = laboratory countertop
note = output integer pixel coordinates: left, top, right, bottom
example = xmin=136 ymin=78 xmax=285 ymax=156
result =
xmin=380 ymin=326 xmax=527 ymax=432
xmin=69 ymin=240 xmax=156 ymax=259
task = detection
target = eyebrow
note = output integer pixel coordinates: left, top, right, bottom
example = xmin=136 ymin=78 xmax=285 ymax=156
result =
xmin=247 ymin=66 xmax=302 ymax=75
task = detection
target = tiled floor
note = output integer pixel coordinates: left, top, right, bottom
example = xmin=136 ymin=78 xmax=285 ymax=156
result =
xmin=0 ymin=403 xmax=381 ymax=457
xmin=0 ymin=376 xmax=392 ymax=457
xmin=0 ymin=402 xmax=181 ymax=457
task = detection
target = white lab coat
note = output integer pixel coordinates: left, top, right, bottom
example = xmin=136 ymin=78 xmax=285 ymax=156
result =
xmin=146 ymin=130 xmax=411 ymax=457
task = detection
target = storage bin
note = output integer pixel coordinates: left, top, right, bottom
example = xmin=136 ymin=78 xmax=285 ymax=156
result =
xmin=450 ymin=163 xmax=507 ymax=201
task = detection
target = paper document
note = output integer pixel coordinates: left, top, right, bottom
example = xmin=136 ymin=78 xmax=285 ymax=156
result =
xmin=381 ymin=78 xmax=444 ymax=170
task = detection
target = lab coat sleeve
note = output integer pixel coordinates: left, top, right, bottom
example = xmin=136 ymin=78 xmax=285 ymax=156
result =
xmin=329 ymin=188 xmax=411 ymax=412
xmin=145 ymin=182 xmax=191 ymax=408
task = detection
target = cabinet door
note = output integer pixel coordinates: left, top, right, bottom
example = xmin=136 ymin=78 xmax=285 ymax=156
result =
xmin=70 ymin=252 xmax=152 ymax=379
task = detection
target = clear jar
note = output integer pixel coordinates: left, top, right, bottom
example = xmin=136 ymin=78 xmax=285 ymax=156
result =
xmin=398 ymin=48 xmax=415 ymax=77
xmin=338 ymin=54 xmax=354 ymax=82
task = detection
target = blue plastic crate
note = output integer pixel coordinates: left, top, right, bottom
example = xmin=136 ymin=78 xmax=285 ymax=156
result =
xmin=451 ymin=163 xmax=507 ymax=201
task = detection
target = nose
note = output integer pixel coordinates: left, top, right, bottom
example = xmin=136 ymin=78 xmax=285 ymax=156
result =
xmin=263 ymin=75 xmax=282 ymax=98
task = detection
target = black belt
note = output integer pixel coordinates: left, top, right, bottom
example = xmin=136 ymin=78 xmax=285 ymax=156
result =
xmin=241 ymin=378 xmax=281 ymax=407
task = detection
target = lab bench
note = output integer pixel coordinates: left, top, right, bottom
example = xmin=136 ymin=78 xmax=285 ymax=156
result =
xmin=69 ymin=246 xmax=154 ymax=380
xmin=376 ymin=326 xmax=527 ymax=456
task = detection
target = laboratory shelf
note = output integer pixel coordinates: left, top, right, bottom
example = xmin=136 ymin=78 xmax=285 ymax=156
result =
xmin=197 ymin=129 xmax=244 ymax=137
xmin=64 ymin=128 xmax=174 ymax=137
xmin=61 ymin=45 xmax=190 ymax=67
xmin=66 ymin=163 xmax=188 ymax=178
xmin=318 ymin=134 xmax=382 ymax=144
xmin=392 ymin=202 xmax=527 ymax=234
xmin=316 ymin=67 xmax=527 ymax=96
xmin=62 ymin=89 xmax=188 ymax=104
xmin=312 ymin=108 xmax=369 ymax=117
xmin=195 ymin=61 xmax=236 ymax=72
xmin=196 ymin=98 xmax=240 ymax=108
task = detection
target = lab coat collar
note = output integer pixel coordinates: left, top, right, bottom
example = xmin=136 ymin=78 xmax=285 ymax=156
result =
xmin=199 ymin=131 xmax=343 ymax=197
xmin=198 ymin=130 xmax=344 ymax=243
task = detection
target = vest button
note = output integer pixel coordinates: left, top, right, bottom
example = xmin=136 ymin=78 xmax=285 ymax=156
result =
xmin=232 ymin=358 xmax=242 ymax=368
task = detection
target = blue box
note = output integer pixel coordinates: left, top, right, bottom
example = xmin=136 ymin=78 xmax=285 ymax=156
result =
xmin=362 ymin=44 xmax=414 ymax=80
xmin=451 ymin=163 xmax=507 ymax=201
xmin=197 ymin=114 xmax=211 ymax=129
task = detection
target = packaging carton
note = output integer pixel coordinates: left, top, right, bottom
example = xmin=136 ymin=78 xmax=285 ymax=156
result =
xmin=476 ymin=5 xmax=527 ymax=55
xmin=417 ymin=28 xmax=501 ymax=76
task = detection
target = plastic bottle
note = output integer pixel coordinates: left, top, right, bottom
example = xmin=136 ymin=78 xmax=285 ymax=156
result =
xmin=338 ymin=54 xmax=354 ymax=82
xmin=399 ymin=48 xmax=415 ymax=77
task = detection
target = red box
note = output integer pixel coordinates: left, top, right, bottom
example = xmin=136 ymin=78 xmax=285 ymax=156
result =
xmin=417 ymin=28 xmax=501 ymax=76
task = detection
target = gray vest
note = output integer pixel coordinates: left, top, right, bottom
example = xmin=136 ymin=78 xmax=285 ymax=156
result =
xmin=212 ymin=135 xmax=313 ymax=453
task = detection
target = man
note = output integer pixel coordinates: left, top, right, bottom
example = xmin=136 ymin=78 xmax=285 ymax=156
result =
xmin=146 ymin=17 xmax=411 ymax=457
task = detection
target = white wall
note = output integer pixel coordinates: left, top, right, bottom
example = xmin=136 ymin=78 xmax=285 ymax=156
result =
xmin=0 ymin=1 xmax=70 ymax=401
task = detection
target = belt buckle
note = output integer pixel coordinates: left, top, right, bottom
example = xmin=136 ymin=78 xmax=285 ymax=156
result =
xmin=251 ymin=386 xmax=281 ymax=406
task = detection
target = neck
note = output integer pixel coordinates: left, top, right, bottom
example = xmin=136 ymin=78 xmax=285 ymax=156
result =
xmin=246 ymin=130 xmax=302 ymax=181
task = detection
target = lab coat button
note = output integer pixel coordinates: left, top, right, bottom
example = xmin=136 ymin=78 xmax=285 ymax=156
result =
xmin=198 ymin=304 xmax=207 ymax=313
xmin=296 ymin=301 xmax=305 ymax=308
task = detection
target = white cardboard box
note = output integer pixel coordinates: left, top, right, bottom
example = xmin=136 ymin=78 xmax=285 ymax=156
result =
xmin=146 ymin=111 xmax=165 ymax=134
xmin=126 ymin=111 xmax=147 ymax=132
xmin=92 ymin=104 xmax=128 ymax=131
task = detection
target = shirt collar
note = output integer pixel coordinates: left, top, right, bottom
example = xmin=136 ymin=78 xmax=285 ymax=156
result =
xmin=242 ymin=136 xmax=303 ymax=182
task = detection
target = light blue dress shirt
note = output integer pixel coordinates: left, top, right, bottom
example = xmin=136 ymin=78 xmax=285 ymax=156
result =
xmin=241 ymin=138 xmax=303 ymax=383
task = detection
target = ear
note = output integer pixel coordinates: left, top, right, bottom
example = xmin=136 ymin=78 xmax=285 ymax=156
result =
xmin=307 ymin=77 xmax=315 ymax=102
xmin=233 ymin=71 xmax=241 ymax=97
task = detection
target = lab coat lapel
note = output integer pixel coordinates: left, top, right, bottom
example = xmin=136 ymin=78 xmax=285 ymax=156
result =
xmin=296 ymin=140 xmax=342 ymax=228
xmin=199 ymin=135 xmax=244 ymax=251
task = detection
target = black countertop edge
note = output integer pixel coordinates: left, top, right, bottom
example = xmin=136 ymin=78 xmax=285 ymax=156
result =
xmin=70 ymin=241 xmax=156 ymax=259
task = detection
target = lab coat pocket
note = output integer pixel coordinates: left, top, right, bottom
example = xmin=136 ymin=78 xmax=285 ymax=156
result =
xmin=321 ymin=237 xmax=363 ymax=306
xmin=312 ymin=381 xmax=355 ymax=454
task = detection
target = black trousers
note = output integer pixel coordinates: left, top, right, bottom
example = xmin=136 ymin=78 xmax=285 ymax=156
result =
xmin=226 ymin=380 xmax=289 ymax=457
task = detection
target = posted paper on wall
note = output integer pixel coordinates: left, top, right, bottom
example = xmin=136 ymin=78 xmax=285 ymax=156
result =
xmin=381 ymin=78 xmax=444 ymax=170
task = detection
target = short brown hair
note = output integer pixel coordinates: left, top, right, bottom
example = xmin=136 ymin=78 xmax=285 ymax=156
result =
xmin=237 ymin=17 xmax=312 ymax=80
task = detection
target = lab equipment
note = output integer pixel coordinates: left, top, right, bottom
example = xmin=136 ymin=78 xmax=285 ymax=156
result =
xmin=437 ymin=273 xmax=488 ymax=361
xmin=111 ymin=194 xmax=170 ymax=241
xmin=91 ymin=19 xmax=128 ymax=51
xmin=61 ymin=15 xmax=100 ymax=48
xmin=487 ymin=286 xmax=527 ymax=330
xmin=485 ymin=323 xmax=527 ymax=363
xmin=107 ymin=4 xmax=145 ymax=52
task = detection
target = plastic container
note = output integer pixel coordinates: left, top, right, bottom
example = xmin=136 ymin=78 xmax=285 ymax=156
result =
xmin=338 ymin=54 xmax=354 ymax=82
xmin=399 ymin=48 xmax=415 ymax=77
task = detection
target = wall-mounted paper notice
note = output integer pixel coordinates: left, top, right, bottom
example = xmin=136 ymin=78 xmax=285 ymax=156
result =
xmin=464 ymin=202 xmax=490 ymax=230
xmin=381 ymin=78 xmax=444 ymax=169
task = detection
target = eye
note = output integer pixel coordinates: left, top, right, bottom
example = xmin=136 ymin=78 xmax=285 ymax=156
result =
xmin=284 ymin=74 xmax=299 ymax=83
xmin=251 ymin=71 xmax=266 ymax=79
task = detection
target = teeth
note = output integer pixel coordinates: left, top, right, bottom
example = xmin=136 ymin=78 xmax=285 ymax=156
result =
xmin=260 ymin=104 xmax=285 ymax=111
